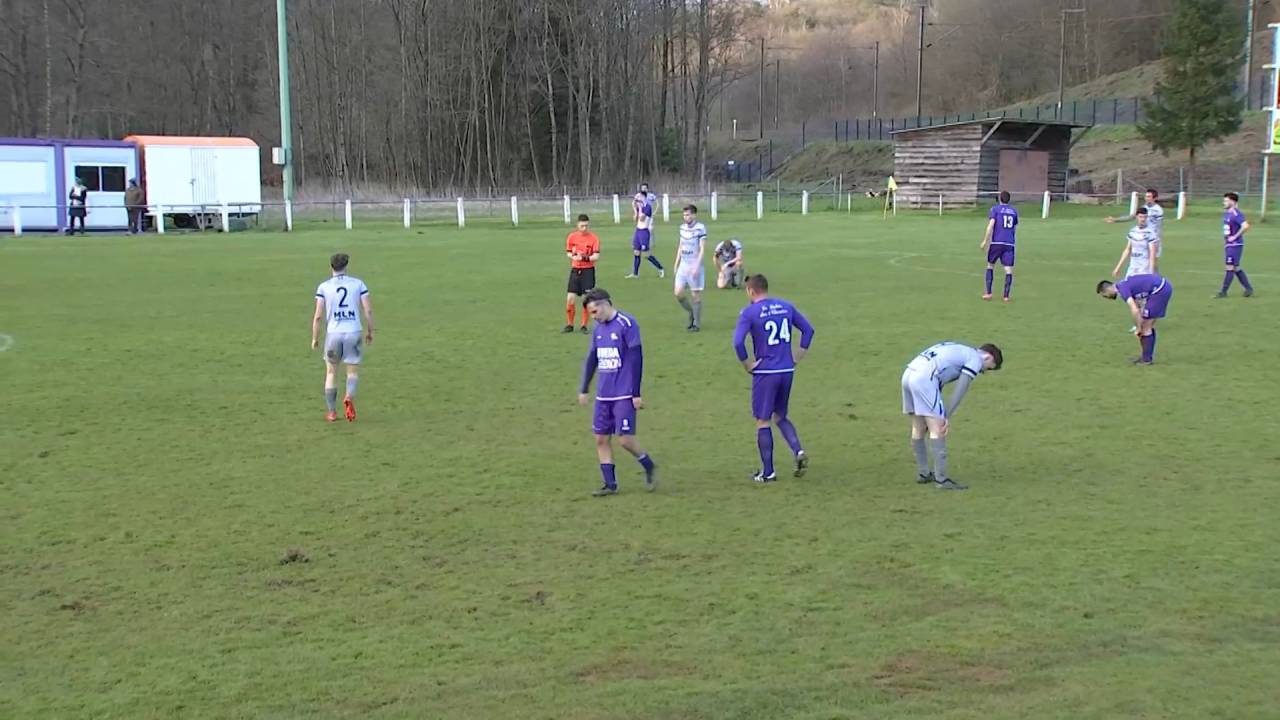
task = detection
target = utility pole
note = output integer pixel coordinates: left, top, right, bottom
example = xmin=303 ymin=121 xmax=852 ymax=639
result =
xmin=773 ymin=59 xmax=781 ymax=129
xmin=758 ymin=37 xmax=765 ymax=140
xmin=873 ymin=41 xmax=880 ymax=120
xmin=1244 ymin=0 xmax=1256 ymax=108
xmin=1057 ymin=7 xmax=1086 ymax=120
xmin=915 ymin=2 xmax=925 ymax=122
xmin=275 ymin=0 xmax=294 ymax=204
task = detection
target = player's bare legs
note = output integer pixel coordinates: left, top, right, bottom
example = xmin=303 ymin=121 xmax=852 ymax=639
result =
xmin=324 ymin=362 xmax=339 ymax=422
xmin=924 ymin=415 xmax=965 ymax=490
xmin=983 ymin=263 xmax=995 ymax=300
xmin=343 ymin=365 xmax=359 ymax=421
xmin=909 ymin=415 xmax=931 ymax=481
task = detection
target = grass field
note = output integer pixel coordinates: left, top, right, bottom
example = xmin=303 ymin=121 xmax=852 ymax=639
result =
xmin=3 ymin=206 xmax=1278 ymax=719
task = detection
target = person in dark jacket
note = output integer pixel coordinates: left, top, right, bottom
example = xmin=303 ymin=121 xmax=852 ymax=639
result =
xmin=125 ymin=179 xmax=146 ymax=234
xmin=67 ymin=178 xmax=89 ymax=234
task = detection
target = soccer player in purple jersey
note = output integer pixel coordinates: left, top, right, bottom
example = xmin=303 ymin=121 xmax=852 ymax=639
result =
xmin=577 ymin=288 xmax=658 ymax=496
xmin=980 ymin=190 xmax=1018 ymax=302
xmin=732 ymin=274 xmax=815 ymax=483
xmin=1214 ymin=192 xmax=1254 ymax=299
xmin=1097 ymin=273 xmax=1174 ymax=365
xmin=625 ymin=183 xmax=666 ymax=279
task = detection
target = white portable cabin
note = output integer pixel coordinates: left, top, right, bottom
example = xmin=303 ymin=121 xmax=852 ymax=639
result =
xmin=0 ymin=138 xmax=139 ymax=231
xmin=124 ymin=135 xmax=262 ymax=226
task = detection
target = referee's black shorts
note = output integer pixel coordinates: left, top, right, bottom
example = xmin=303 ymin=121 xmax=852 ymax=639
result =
xmin=567 ymin=267 xmax=596 ymax=296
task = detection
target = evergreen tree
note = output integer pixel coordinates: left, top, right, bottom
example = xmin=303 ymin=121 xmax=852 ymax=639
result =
xmin=1138 ymin=0 xmax=1245 ymax=195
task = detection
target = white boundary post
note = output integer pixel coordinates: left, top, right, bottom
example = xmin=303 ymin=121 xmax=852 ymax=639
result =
xmin=1177 ymin=191 xmax=1187 ymax=220
xmin=156 ymin=206 xmax=165 ymax=234
xmin=457 ymin=198 xmax=466 ymax=227
xmin=612 ymin=194 xmax=621 ymax=224
xmin=11 ymin=204 xmax=21 ymax=236
xmin=1042 ymin=191 xmax=1051 ymax=219
xmin=510 ymin=196 xmax=519 ymax=226
xmin=938 ymin=193 xmax=943 ymax=216
xmin=403 ymin=198 xmax=411 ymax=229
xmin=710 ymin=191 xmax=718 ymax=220
xmin=755 ymin=191 xmax=764 ymax=220
xmin=343 ymin=199 xmax=353 ymax=230
xmin=801 ymin=191 xmax=810 ymax=215
xmin=892 ymin=193 xmax=898 ymax=216
xmin=284 ymin=201 xmax=293 ymax=231
xmin=662 ymin=193 xmax=670 ymax=222
xmin=1128 ymin=191 xmax=1139 ymax=216
xmin=219 ymin=203 xmax=230 ymax=233
xmin=562 ymin=194 xmax=571 ymax=224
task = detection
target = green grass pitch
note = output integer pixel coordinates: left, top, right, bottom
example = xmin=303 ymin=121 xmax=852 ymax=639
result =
xmin=3 ymin=204 xmax=1277 ymax=718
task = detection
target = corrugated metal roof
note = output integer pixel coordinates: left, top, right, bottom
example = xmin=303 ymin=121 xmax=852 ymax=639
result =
xmin=889 ymin=117 xmax=1089 ymax=136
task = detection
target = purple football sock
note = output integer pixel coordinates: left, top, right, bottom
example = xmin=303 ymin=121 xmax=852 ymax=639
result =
xmin=632 ymin=255 xmax=642 ymax=275
xmin=1003 ymin=273 xmax=1014 ymax=299
xmin=1140 ymin=333 xmax=1155 ymax=362
xmin=1222 ymin=271 xmax=1235 ymax=294
xmin=757 ymin=427 xmax=775 ymax=477
xmin=1236 ymin=270 xmax=1253 ymax=292
xmin=776 ymin=418 xmax=803 ymax=455
xmin=600 ymin=463 xmax=617 ymax=488
xmin=984 ymin=268 xmax=994 ymax=294
xmin=647 ymin=255 xmax=664 ymax=270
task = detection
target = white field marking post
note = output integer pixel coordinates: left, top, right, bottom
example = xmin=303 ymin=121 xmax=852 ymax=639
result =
xmin=510 ymin=196 xmax=519 ymax=225
xmin=1177 ymin=191 xmax=1187 ymax=220
xmin=892 ymin=192 xmax=898 ymax=216
xmin=1128 ymin=191 xmax=1139 ymax=217
xmin=284 ymin=201 xmax=293 ymax=231
xmin=938 ymin=193 xmax=943 ymax=216
xmin=1042 ymin=191 xmax=1051 ymax=219
xmin=221 ymin=203 xmax=231 ymax=233
xmin=802 ymin=191 xmax=810 ymax=215
xmin=710 ymin=191 xmax=718 ymax=220
xmin=156 ymin=206 xmax=165 ymax=234
xmin=756 ymin=191 xmax=764 ymax=220
xmin=11 ymin=204 xmax=21 ymax=236
xmin=343 ymin=199 xmax=352 ymax=230
xmin=662 ymin=193 xmax=670 ymax=222
xmin=562 ymin=194 xmax=571 ymax=224
xmin=403 ymin=198 xmax=411 ymax=229
xmin=457 ymin=198 xmax=466 ymax=227
xmin=612 ymin=194 xmax=621 ymax=224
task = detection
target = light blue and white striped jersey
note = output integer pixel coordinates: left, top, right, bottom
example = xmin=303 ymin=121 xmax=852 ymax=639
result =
xmin=905 ymin=342 xmax=984 ymax=385
xmin=315 ymin=274 xmax=369 ymax=334
xmin=678 ymin=221 xmax=707 ymax=263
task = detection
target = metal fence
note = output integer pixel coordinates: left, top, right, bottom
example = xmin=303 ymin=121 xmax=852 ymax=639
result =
xmin=3 ymin=184 xmax=1274 ymax=236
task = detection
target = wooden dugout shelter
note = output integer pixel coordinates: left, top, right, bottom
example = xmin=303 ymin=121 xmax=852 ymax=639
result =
xmin=890 ymin=118 xmax=1090 ymax=207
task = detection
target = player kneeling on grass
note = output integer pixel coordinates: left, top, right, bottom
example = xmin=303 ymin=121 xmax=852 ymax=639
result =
xmin=577 ymin=288 xmax=658 ymax=496
xmin=1097 ymin=273 xmax=1173 ymax=366
xmin=901 ymin=342 xmax=1002 ymax=490
xmin=311 ymin=253 xmax=375 ymax=422
xmin=714 ymin=237 xmax=745 ymax=289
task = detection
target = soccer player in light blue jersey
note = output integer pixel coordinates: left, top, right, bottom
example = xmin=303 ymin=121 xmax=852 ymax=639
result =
xmin=1108 ymin=188 xmax=1164 ymax=258
xmin=900 ymin=341 xmax=1003 ymax=490
xmin=673 ymin=205 xmax=707 ymax=331
xmin=311 ymin=253 xmax=375 ymax=422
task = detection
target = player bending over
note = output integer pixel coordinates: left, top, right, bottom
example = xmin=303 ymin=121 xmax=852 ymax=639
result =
xmin=901 ymin=341 xmax=1002 ymax=490
xmin=714 ymin=237 xmax=745 ymax=289
xmin=733 ymin=274 xmax=815 ymax=483
xmin=578 ymin=288 xmax=658 ymax=496
xmin=1097 ymin=273 xmax=1173 ymax=365
xmin=311 ymin=253 xmax=375 ymax=422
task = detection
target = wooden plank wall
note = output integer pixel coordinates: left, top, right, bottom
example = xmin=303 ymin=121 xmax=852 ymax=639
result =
xmin=892 ymin=124 xmax=983 ymax=207
xmin=978 ymin=125 xmax=1072 ymax=197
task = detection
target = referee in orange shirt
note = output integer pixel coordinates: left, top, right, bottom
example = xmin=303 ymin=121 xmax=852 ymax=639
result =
xmin=564 ymin=213 xmax=601 ymax=333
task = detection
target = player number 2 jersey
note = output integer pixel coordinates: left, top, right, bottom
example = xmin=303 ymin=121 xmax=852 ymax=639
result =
xmin=315 ymin=274 xmax=369 ymax=334
xmin=905 ymin=342 xmax=983 ymax=385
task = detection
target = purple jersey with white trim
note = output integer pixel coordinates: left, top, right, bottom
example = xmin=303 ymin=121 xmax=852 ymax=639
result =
xmin=1223 ymin=207 xmax=1245 ymax=247
xmin=587 ymin=311 xmax=642 ymax=400
xmin=1115 ymin=273 xmax=1168 ymax=302
xmin=733 ymin=297 xmax=814 ymax=374
xmin=988 ymin=203 xmax=1018 ymax=245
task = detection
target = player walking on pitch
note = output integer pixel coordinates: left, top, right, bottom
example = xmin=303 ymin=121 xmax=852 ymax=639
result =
xmin=901 ymin=341 xmax=1003 ymax=490
xmin=1097 ymin=273 xmax=1173 ymax=365
xmin=980 ymin=191 xmax=1018 ymax=302
xmin=311 ymin=253 xmax=375 ymax=422
xmin=577 ymin=288 xmax=658 ymax=496
xmin=732 ymin=274 xmax=815 ymax=483
xmin=564 ymin=214 xmax=601 ymax=333
xmin=673 ymin=205 xmax=707 ymax=331
xmin=1214 ymin=192 xmax=1254 ymax=299
xmin=625 ymin=183 xmax=665 ymax=279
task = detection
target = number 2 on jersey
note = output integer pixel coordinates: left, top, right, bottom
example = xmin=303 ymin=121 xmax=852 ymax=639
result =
xmin=335 ymin=286 xmax=349 ymax=308
xmin=764 ymin=318 xmax=791 ymax=346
